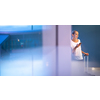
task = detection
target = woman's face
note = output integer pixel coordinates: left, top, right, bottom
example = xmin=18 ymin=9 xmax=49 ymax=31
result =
xmin=73 ymin=31 xmax=79 ymax=39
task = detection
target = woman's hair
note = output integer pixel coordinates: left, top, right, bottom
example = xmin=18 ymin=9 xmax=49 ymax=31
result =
xmin=72 ymin=30 xmax=78 ymax=34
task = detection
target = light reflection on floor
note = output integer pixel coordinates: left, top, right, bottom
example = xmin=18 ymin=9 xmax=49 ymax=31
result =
xmin=87 ymin=67 xmax=100 ymax=76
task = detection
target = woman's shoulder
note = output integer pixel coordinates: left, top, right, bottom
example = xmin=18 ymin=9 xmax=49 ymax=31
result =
xmin=71 ymin=39 xmax=73 ymax=42
xmin=71 ymin=39 xmax=80 ymax=43
xmin=71 ymin=40 xmax=74 ymax=44
xmin=78 ymin=39 xmax=81 ymax=42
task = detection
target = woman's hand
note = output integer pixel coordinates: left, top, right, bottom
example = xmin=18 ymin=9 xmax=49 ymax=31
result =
xmin=76 ymin=43 xmax=82 ymax=48
xmin=84 ymin=53 xmax=89 ymax=56
xmin=72 ymin=43 xmax=82 ymax=53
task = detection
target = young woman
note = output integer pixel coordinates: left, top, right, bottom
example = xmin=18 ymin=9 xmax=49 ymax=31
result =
xmin=71 ymin=30 xmax=89 ymax=76
xmin=71 ymin=30 xmax=89 ymax=60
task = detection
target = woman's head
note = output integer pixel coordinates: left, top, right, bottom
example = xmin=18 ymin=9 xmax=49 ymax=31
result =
xmin=72 ymin=30 xmax=79 ymax=39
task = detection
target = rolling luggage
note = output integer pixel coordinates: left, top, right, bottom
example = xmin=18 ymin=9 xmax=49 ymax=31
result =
xmin=84 ymin=55 xmax=89 ymax=73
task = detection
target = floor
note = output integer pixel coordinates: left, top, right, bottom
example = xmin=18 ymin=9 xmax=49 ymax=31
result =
xmin=0 ymin=48 xmax=43 ymax=76
xmin=86 ymin=67 xmax=100 ymax=76
xmin=71 ymin=60 xmax=100 ymax=76
xmin=0 ymin=48 xmax=100 ymax=76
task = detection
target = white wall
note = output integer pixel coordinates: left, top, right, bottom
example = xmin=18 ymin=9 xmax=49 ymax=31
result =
xmin=58 ymin=25 xmax=71 ymax=76
xmin=42 ymin=25 xmax=71 ymax=76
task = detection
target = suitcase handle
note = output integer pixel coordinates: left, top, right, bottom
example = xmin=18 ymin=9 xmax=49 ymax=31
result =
xmin=84 ymin=54 xmax=89 ymax=56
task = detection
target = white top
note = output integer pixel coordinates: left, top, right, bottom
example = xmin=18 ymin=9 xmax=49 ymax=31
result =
xmin=71 ymin=39 xmax=83 ymax=60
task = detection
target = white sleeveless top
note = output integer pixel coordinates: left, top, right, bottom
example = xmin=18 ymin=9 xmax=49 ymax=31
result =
xmin=71 ymin=39 xmax=83 ymax=60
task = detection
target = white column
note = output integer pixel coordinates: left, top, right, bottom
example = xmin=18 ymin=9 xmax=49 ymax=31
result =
xmin=58 ymin=25 xmax=71 ymax=76
xmin=42 ymin=25 xmax=71 ymax=76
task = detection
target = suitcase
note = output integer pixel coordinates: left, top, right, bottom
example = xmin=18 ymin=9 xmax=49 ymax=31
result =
xmin=84 ymin=55 xmax=89 ymax=73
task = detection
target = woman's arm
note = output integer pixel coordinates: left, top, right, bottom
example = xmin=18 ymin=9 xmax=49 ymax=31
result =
xmin=72 ymin=43 xmax=81 ymax=53
xmin=81 ymin=50 xmax=89 ymax=56
xmin=82 ymin=51 xmax=85 ymax=54
xmin=72 ymin=46 xmax=78 ymax=53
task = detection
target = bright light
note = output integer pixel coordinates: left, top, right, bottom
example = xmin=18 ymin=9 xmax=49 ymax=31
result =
xmin=18 ymin=39 xmax=20 ymax=42
xmin=92 ymin=67 xmax=95 ymax=70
